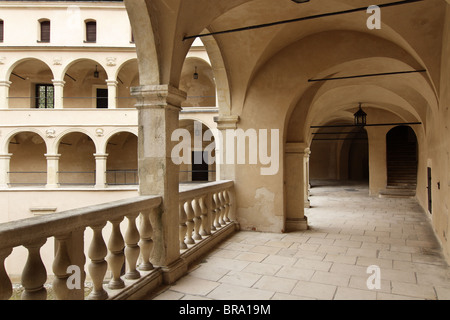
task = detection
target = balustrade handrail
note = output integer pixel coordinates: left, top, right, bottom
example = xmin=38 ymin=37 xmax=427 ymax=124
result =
xmin=179 ymin=180 xmax=233 ymax=202
xmin=0 ymin=195 xmax=161 ymax=250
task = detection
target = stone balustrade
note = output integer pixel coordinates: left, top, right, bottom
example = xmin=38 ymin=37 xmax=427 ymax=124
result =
xmin=179 ymin=181 xmax=234 ymax=252
xmin=0 ymin=181 xmax=237 ymax=300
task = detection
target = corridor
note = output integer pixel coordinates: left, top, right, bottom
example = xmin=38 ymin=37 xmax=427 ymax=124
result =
xmin=150 ymin=181 xmax=450 ymax=300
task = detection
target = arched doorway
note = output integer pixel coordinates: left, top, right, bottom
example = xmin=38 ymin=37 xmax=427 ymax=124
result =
xmin=386 ymin=126 xmax=418 ymax=190
xmin=106 ymin=132 xmax=138 ymax=185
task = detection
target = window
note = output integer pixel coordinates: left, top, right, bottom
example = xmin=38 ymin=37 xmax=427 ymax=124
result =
xmin=39 ymin=20 xmax=50 ymax=43
xmin=35 ymin=84 xmax=54 ymax=109
xmin=0 ymin=20 xmax=4 ymax=42
xmin=85 ymin=20 xmax=97 ymax=42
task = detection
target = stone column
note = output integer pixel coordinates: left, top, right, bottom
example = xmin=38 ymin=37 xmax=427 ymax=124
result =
xmin=303 ymin=147 xmax=311 ymax=208
xmin=106 ymin=80 xmax=118 ymax=109
xmin=285 ymin=143 xmax=308 ymax=231
xmin=94 ymin=154 xmax=108 ymax=189
xmin=131 ymin=84 xmax=186 ymax=276
xmin=45 ymin=154 xmax=61 ymax=188
xmin=0 ymin=154 xmax=12 ymax=188
xmin=52 ymin=80 xmax=65 ymax=109
xmin=213 ymin=115 xmax=240 ymax=181
xmin=0 ymin=81 xmax=11 ymax=109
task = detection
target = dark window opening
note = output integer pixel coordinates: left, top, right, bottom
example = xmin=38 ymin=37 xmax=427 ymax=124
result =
xmin=0 ymin=20 xmax=4 ymax=42
xmin=40 ymin=20 xmax=50 ymax=43
xmin=96 ymin=88 xmax=108 ymax=109
xmin=86 ymin=21 xmax=97 ymax=42
xmin=191 ymin=151 xmax=209 ymax=181
xmin=35 ymin=84 xmax=54 ymax=109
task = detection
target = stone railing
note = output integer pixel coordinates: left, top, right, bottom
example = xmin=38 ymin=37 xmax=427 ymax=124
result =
xmin=0 ymin=195 xmax=162 ymax=300
xmin=0 ymin=181 xmax=237 ymax=300
xmin=179 ymin=181 xmax=234 ymax=252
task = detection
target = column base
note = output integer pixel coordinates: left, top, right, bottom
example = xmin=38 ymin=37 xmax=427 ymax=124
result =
xmin=285 ymin=217 xmax=308 ymax=232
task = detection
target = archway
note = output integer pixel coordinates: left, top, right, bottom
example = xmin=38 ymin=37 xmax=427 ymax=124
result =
xmin=58 ymin=132 xmax=96 ymax=186
xmin=8 ymin=59 xmax=54 ymax=109
xmin=386 ymin=126 xmax=418 ymax=190
xmin=106 ymin=132 xmax=138 ymax=185
xmin=63 ymin=59 xmax=107 ymax=108
xmin=8 ymin=132 xmax=47 ymax=186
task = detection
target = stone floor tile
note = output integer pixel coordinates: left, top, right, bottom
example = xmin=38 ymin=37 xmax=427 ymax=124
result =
xmin=271 ymin=292 xmax=315 ymax=300
xmin=242 ymin=262 xmax=282 ymax=276
xmin=356 ymin=256 xmax=393 ymax=269
xmin=188 ymin=264 xmax=230 ymax=282
xmin=235 ymin=252 xmax=268 ymax=262
xmin=310 ymin=271 xmax=350 ymax=287
xmin=262 ymin=254 xmax=298 ymax=266
xmin=204 ymin=257 xmax=251 ymax=271
xmin=253 ymin=275 xmax=297 ymax=294
xmin=291 ymin=280 xmax=337 ymax=300
xmin=391 ymin=281 xmax=437 ymax=300
xmin=152 ymin=289 xmax=184 ymax=300
xmin=435 ymin=286 xmax=450 ymax=300
xmin=170 ymin=275 xmax=220 ymax=296
xmin=378 ymin=250 xmax=412 ymax=262
xmin=250 ymin=245 xmax=281 ymax=255
xmin=294 ymin=258 xmax=332 ymax=271
xmin=275 ymin=265 xmax=315 ymax=281
xmin=376 ymin=292 xmax=423 ymax=300
xmin=219 ymin=270 xmax=262 ymax=287
xmin=323 ymin=253 xmax=357 ymax=265
xmin=207 ymin=283 xmax=274 ymax=300
xmin=334 ymin=287 xmax=377 ymax=300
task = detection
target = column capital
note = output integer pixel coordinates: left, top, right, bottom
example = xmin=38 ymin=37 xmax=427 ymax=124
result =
xmin=94 ymin=153 xmax=109 ymax=160
xmin=0 ymin=154 xmax=13 ymax=159
xmin=214 ymin=115 xmax=240 ymax=130
xmin=52 ymin=80 xmax=66 ymax=87
xmin=45 ymin=154 xmax=61 ymax=160
xmin=130 ymin=84 xmax=186 ymax=110
xmin=0 ymin=80 xmax=12 ymax=87
xmin=106 ymin=80 xmax=118 ymax=86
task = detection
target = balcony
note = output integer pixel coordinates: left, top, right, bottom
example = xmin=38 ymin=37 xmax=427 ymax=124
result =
xmin=0 ymin=180 xmax=236 ymax=300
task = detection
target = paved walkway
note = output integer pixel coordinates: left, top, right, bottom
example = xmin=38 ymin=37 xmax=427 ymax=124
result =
xmin=150 ymin=181 xmax=450 ymax=300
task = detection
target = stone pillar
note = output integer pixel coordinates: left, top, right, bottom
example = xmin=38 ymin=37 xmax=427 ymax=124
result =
xmin=285 ymin=143 xmax=308 ymax=231
xmin=0 ymin=81 xmax=11 ymax=109
xmin=52 ymin=80 xmax=65 ymax=109
xmin=304 ymin=147 xmax=311 ymax=208
xmin=214 ymin=115 xmax=240 ymax=181
xmin=131 ymin=84 xmax=186 ymax=274
xmin=94 ymin=154 xmax=108 ymax=189
xmin=45 ymin=154 xmax=61 ymax=188
xmin=0 ymin=154 xmax=12 ymax=188
xmin=106 ymin=80 xmax=118 ymax=109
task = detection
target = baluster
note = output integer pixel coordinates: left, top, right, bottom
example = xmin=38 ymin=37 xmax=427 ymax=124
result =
xmin=191 ymin=198 xmax=202 ymax=241
xmin=125 ymin=213 xmax=141 ymax=280
xmin=107 ymin=218 xmax=125 ymax=289
xmin=87 ymin=223 xmax=108 ymax=300
xmin=21 ymin=239 xmax=47 ymax=300
xmin=213 ymin=193 xmax=222 ymax=229
xmin=138 ymin=210 xmax=154 ymax=271
xmin=52 ymin=234 xmax=73 ymax=300
xmin=199 ymin=196 xmax=210 ymax=236
xmin=184 ymin=201 xmax=195 ymax=245
xmin=179 ymin=202 xmax=188 ymax=250
xmin=0 ymin=248 xmax=13 ymax=300
xmin=209 ymin=193 xmax=216 ymax=232
xmin=218 ymin=191 xmax=226 ymax=226
xmin=223 ymin=190 xmax=231 ymax=223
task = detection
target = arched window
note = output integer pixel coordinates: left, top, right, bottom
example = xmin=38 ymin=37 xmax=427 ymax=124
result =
xmin=39 ymin=19 xmax=50 ymax=43
xmin=85 ymin=20 xmax=97 ymax=43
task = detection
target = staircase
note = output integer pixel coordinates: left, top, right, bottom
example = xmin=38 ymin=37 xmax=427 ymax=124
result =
xmin=379 ymin=141 xmax=417 ymax=198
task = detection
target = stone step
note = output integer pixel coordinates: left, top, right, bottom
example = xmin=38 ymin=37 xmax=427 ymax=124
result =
xmin=379 ymin=188 xmax=416 ymax=198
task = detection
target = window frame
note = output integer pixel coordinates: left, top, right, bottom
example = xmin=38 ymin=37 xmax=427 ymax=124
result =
xmin=38 ymin=19 xmax=51 ymax=43
xmin=85 ymin=20 xmax=97 ymax=43
xmin=0 ymin=20 xmax=4 ymax=43
xmin=35 ymin=84 xmax=55 ymax=109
